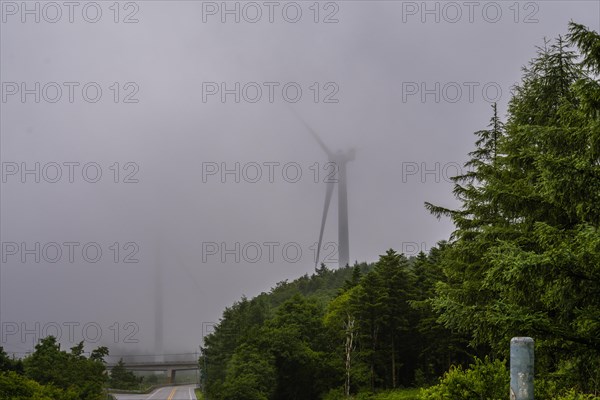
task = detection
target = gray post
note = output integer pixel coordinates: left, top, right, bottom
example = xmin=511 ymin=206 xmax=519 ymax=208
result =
xmin=510 ymin=337 xmax=534 ymax=400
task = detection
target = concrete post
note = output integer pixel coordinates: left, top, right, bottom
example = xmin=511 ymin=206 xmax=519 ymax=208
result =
xmin=510 ymin=337 xmax=534 ymax=400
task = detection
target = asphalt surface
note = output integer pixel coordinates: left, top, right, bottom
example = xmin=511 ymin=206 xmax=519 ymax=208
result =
xmin=113 ymin=384 xmax=198 ymax=400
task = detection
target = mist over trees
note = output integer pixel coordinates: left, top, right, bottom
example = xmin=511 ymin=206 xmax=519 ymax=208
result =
xmin=1 ymin=20 xmax=598 ymax=400
xmin=199 ymin=22 xmax=600 ymax=399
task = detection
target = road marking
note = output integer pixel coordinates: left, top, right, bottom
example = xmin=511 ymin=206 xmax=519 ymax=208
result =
xmin=146 ymin=387 xmax=166 ymax=399
xmin=188 ymin=387 xmax=195 ymax=399
xmin=167 ymin=388 xmax=177 ymax=400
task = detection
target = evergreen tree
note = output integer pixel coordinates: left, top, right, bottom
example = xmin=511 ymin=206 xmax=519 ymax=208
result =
xmin=425 ymin=22 xmax=600 ymax=390
xmin=351 ymin=270 xmax=386 ymax=391
xmin=0 ymin=347 xmax=24 ymax=374
xmin=372 ymin=249 xmax=415 ymax=388
xmin=109 ymin=359 xmax=142 ymax=390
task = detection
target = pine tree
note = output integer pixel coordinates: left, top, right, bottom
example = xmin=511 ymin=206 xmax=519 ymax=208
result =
xmin=425 ymin=22 xmax=600 ymax=390
xmin=352 ymin=270 xmax=386 ymax=391
xmin=109 ymin=359 xmax=141 ymax=390
xmin=373 ymin=250 xmax=414 ymax=388
xmin=423 ymin=103 xmax=508 ymax=347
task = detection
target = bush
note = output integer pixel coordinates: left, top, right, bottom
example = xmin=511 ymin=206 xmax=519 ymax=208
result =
xmin=418 ymin=357 xmax=508 ymax=400
xmin=0 ymin=371 xmax=79 ymax=400
xmin=536 ymin=380 xmax=600 ymax=400
xmin=554 ymin=390 xmax=600 ymax=400
xmin=323 ymin=388 xmax=421 ymax=400
xmin=322 ymin=387 xmax=346 ymax=400
xmin=371 ymin=389 xmax=421 ymax=399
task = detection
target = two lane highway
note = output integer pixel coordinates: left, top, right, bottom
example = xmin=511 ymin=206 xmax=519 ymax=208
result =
xmin=113 ymin=384 xmax=198 ymax=400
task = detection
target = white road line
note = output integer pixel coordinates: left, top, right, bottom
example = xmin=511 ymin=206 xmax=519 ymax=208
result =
xmin=146 ymin=387 xmax=167 ymax=399
xmin=115 ymin=385 xmax=194 ymax=400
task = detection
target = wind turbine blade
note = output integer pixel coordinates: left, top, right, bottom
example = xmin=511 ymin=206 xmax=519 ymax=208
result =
xmin=315 ymin=180 xmax=335 ymax=268
xmin=287 ymin=106 xmax=333 ymax=158
xmin=175 ymin=252 xmax=202 ymax=292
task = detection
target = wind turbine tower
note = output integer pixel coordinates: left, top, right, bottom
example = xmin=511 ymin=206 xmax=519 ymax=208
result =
xmin=291 ymin=110 xmax=355 ymax=268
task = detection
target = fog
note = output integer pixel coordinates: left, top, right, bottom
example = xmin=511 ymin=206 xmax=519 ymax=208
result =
xmin=1 ymin=1 xmax=598 ymax=360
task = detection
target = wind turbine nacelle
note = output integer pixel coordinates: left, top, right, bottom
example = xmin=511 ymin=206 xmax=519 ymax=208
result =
xmin=333 ymin=148 xmax=356 ymax=164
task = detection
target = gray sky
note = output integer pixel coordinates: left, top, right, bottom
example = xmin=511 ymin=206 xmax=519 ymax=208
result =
xmin=1 ymin=0 xmax=599 ymax=359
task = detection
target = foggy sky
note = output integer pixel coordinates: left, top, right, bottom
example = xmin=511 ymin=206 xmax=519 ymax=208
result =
xmin=1 ymin=0 xmax=598 ymax=360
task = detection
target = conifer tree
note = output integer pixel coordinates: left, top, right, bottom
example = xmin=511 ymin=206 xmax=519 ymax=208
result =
xmin=425 ymin=23 xmax=600 ymax=390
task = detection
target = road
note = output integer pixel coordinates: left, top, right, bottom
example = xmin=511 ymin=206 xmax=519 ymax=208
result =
xmin=113 ymin=384 xmax=198 ymax=400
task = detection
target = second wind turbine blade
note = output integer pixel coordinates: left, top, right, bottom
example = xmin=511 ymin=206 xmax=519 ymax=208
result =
xmin=287 ymin=106 xmax=333 ymax=158
xmin=315 ymin=180 xmax=335 ymax=268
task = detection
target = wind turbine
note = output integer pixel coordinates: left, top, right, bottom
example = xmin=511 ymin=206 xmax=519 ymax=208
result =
xmin=153 ymin=238 xmax=164 ymax=362
xmin=152 ymin=228 xmax=203 ymax=363
xmin=290 ymin=109 xmax=355 ymax=269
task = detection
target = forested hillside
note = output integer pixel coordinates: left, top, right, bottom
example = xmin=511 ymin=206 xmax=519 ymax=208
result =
xmin=199 ymin=22 xmax=600 ymax=400
xmin=200 ymin=249 xmax=474 ymax=399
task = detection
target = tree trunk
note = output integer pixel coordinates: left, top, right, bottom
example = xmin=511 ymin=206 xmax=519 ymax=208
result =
xmin=371 ymin=324 xmax=377 ymax=391
xmin=344 ymin=315 xmax=355 ymax=397
xmin=391 ymin=336 xmax=396 ymax=388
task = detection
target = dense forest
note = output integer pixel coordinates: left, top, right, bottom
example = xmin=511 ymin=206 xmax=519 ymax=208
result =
xmin=200 ymin=251 xmax=476 ymax=399
xmin=199 ymin=22 xmax=600 ymax=400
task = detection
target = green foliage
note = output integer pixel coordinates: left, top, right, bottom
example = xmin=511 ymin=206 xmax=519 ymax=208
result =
xmin=221 ymin=344 xmax=275 ymax=400
xmin=554 ymin=390 xmax=600 ymax=400
xmin=0 ymin=371 xmax=79 ymax=400
xmin=262 ymin=295 xmax=340 ymax=399
xmin=322 ymin=387 xmax=347 ymax=400
xmin=418 ymin=358 xmax=508 ymax=400
xmin=202 ymin=249 xmax=466 ymax=399
xmin=425 ymin=22 xmax=600 ymax=392
xmin=369 ymin=389 xmax=421 ymax=400
xmin=349 ymin=250 xmax=432 ymax=389
xmin=109 ymin=358 xmax=142 ymax=390
xmin=22 ymin=336 xmax=108 ymax=400
xmin=323 ymin=388 xmax=421 ymax=400
xmin=0 ymin=347 xmax=24 ymax=374
xmin=537 ymin=378 xmax=600 ymax=400
xmin=201 ymin=264 xmax=369 ymax=399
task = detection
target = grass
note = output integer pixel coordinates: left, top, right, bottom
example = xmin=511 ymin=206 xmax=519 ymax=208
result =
xmin=191 ymin=387 xmax=419 ymax=400
xmin=369 ymin=388 xmax=421 ymax=400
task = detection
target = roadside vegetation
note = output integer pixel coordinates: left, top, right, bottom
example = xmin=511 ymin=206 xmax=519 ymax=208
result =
xmin=0 ymin=338 xmax=109 ymax=400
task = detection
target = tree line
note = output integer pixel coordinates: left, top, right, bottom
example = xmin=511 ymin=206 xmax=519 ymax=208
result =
xmin=0 ymin=337 xmax=142 ymax=399
xmin=0 ymin=337 xmax=108 ymax=400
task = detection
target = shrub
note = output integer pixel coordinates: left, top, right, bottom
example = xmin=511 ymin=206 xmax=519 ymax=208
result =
xmin=554 ymin=390 xmax=600 ymax=400
xmin=418 ymin=357 xmax=508 ymax=400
